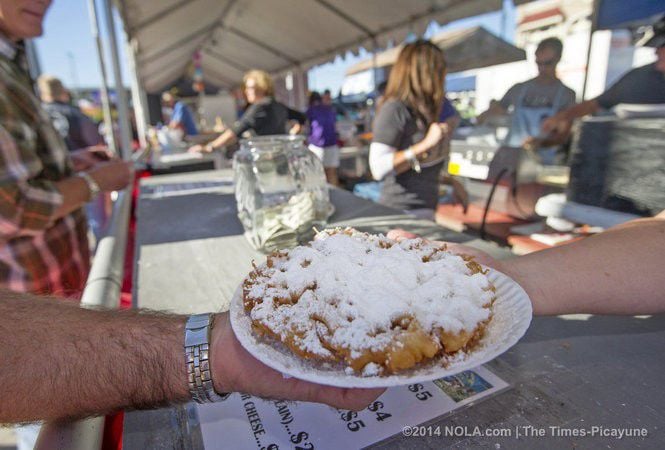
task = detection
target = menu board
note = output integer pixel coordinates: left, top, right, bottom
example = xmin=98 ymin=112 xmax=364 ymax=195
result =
xmin=197 ymin=366 xmax=508 ymax=449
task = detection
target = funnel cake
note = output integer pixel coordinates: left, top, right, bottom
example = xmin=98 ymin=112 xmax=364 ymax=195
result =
xmin=242 ymin=228 xmax=495 ymax=376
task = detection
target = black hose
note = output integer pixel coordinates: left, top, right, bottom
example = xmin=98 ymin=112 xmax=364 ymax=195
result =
xmin=480 ymin=168 xmax=509 ymax=240
xmin=510 ymin=173 xmax=532 ymax=220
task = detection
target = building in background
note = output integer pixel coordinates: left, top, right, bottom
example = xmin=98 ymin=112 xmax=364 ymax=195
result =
xmin=338 ymin=0 xmax=660 ymax=118
xmin=473 ymin=0 xmax=657 ymax=112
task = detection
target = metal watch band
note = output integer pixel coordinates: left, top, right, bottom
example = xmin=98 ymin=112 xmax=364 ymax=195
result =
xmin=184 ymin=313 xmax=230 ymax=403
xmin=76 ymin=172 xmax=101 ymax=200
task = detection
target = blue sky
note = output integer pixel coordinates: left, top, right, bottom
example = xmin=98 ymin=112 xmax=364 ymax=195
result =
xmin=35 ymin=0 xmax=515 ymax=93
xmin=35 ymin=0 xmax=130 ymax=89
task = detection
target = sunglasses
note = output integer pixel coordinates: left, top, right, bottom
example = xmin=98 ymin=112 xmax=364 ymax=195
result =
xmin=536 ymin=58 xmax=558 ymax=67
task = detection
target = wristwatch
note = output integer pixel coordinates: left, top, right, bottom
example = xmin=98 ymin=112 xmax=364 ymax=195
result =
xmin=403 ymin=147 xmax=422 ymax=174
xmin=76 ymin=172 xmax=101 ymax=200
xmin=184 ymin=313 xmax=231 ymax=403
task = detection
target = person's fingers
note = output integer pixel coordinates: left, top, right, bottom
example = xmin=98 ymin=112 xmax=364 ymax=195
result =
xmin=387 ymin=229 xmax=419 ymax=241
xmin=338 ymin=387 xmax=385 ymax=411
xmin=304 ymin=383 xmax=384 ymax=411
xmin=549 ymin=122 xmax=560 ymax=134
xmin=555 ymin=120 xmax=569 ymax=135
xmin=386 ymin=231 xmax=497 ymax=267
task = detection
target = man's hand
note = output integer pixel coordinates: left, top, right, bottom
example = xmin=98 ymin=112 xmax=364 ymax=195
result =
xmin=188 ymin=144 xmax=203 ymax=154
xmin=88 ymin=160 xmax=133 ymax=192
xmin=210 ymin=313 xmax=384 ymax=411
xmin=188 ymin=144 xmax=212 ymax=154
xmin=522 ymin=136 xmax=539 ymax=151
xmin=541 ymin=112 xmax=572 ymax=138
xmin=289 ymin=123 xmax=303 ymax=135
xmin=70 ymin=146 xmax=113 ymax=171
xmin=386 ymin=229 xmax=500 ymax=269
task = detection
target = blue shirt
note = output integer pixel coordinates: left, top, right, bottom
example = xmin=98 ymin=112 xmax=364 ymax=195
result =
xmin=438 ymin=97 xmax=458 ymax=122
xmin=171 ymin=101 xmax=198 ymax=135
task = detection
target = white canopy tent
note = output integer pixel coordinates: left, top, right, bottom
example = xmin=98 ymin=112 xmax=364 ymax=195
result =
xmin=115 ymin=0 xmax=525 ymax=93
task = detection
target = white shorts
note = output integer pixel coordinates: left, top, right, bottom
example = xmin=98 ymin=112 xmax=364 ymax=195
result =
xmin=308 ymin=144 xmax=340 ymax=168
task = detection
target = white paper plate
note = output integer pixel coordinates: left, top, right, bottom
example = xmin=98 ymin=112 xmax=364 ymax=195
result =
xmin=230 ymin=267 xmax=532 ymax=388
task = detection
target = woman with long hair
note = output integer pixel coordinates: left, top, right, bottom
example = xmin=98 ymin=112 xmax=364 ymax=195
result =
xmin=369 ymin=40 xmax=450 ymax=219
xmin=189 ymin=69 xmax=305 ymax=154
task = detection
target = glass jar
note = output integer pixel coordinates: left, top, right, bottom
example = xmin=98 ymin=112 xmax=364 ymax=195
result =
xmin=233 ymin=135 xmax=331 ymax=252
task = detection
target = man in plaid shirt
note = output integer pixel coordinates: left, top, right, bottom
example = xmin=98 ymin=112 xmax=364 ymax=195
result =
xmin=0 ymin=0 xmax=132 ymax=297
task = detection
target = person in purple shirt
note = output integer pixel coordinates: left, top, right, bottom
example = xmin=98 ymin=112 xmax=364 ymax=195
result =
xmin=306 ymin=91 xmax=339 ymax=185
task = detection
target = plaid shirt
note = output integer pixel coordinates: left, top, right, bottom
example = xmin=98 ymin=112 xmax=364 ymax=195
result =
xmin=0 ymin=36 xmax=90 ymax=296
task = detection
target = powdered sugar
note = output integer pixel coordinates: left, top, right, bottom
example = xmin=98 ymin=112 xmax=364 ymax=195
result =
xmin=231 ymin=267 xmax=533 ymax=387
xmin=362 ymin=362 xmax=382 ymax=377
xmin=246 ymin=229 xmax=494 ymax=370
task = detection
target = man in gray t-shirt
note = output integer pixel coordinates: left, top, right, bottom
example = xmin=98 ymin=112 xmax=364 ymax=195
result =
xmin=478 ymin=37 xmax=576 ymax=163
xmin=499 ymin=78 xmax=576 ymax=112
xmin=543 ymin=17 xmax=665 ymax=139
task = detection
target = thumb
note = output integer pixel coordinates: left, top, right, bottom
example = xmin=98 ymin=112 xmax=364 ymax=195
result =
xmin=387 ymin=229 xmax=419 ymax=241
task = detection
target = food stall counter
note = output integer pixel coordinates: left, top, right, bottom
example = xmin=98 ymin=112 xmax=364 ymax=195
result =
xmin=124 ymin=169 xmax=665 ymax=449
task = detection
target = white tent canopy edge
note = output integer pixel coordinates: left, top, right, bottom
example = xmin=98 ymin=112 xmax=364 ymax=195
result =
xmin=115 ymin=0 xmax=527 ymax=93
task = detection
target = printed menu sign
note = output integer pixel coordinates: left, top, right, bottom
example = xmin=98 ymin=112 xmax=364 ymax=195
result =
xmin=197 ymin=366 xmax=508 ymax=449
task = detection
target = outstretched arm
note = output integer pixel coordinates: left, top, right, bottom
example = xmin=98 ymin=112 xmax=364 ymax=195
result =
xmin=0 ymin=294 xmax=188 ymax=423
xmin=541 ymin=99 xmax=600 ymax=138
xmin=389 ymin=216 xmax=665 ymax=316
xmin=502 ymin=217 xmax=665 ymax=315
xmin=0 ymin=294 xmax=381 ymax=424
xmin=476 ymin=102 xmax=507 ymax=125
xmin=189 ymin=129 xmax=238 ymax=154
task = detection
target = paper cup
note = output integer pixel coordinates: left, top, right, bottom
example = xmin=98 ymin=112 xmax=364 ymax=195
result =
xmin=230 ymin=267 xmax=532 ymax=388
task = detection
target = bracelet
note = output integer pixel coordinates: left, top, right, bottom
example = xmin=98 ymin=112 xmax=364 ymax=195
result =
xmin=76 ymin=172 xmax=101 ymax=201
xmin=184 ymin=314 xmax=231 ymax=403
xmin=403 ymin=147 xmax=422 ymax=174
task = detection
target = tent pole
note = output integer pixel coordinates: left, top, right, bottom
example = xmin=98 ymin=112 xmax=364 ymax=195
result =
xmin=87 ymin=0 xmax=117 ymax=155
xmin=371 ymin=38 xmax=378 ymax=92
xmin=102 ymin=0 xmax=133 ymax=160
xmin=125 ymin=37 xmax=149 ymax=149
xmin=581 ymin=0 xmax=600 ymax=100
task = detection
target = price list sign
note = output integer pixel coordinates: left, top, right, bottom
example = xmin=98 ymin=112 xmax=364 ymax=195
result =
xmin=197 ymin=366 xmax=508 ymax=449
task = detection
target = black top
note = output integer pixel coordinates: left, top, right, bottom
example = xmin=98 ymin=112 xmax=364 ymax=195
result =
xmin=372 ymin=99 xmax=443 ymax=211
xmin=597 ymin=63 xmax=665 ymax=109
xmin=231 ymin=98 xmax=306 ymax=137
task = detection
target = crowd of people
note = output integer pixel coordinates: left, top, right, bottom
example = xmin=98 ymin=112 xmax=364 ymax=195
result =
xmin=0 ymin=1 xmax=664 ymax=448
